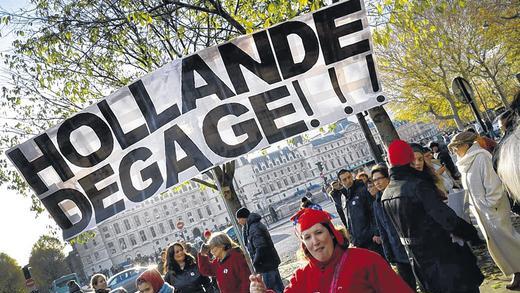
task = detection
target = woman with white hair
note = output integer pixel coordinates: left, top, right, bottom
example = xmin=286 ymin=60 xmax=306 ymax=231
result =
xmin=450 ymin=131 xmax=520 ymax=290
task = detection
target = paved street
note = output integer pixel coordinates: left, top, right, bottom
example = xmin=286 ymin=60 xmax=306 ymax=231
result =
xmin=267 ymin=200 xmax=520 ymax=292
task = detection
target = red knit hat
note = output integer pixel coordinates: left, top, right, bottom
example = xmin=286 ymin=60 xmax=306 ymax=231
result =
xmin=388 ymin=139 xmax=415 ymax=167
xmin=290 ymin=208 xmax=345 ymax=246
xmin=136 ymin=269 xmax=164 ymax=293
xmin=203 ymin=229 xmax=212 ymax=239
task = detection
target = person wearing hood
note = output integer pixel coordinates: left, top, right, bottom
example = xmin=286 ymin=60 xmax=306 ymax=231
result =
xmin=382 ymin=140 xmax=484 ymax=293
xmin=450 ymin=131 xmax=520 ymax=290
xmin=249 ymin=207 xmax=414 ymax=293
xmin=236 ymin=207 xmax=283 ymax=293
xmin=136 ymin=268 xmax=174 ymax=293
xmin=337 ymin=169 xmax=383 ymax=256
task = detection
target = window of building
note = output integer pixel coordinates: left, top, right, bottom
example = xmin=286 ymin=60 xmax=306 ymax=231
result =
xmin=119 ymin=238 xmax=127 ymax=250
xmin=290 ymin=176 xmax=295 ymax=184
xmin=197 ymin=209 xmax=203 ymax=219
xmin=276 ymin=181 xmax=282 ymax=189
xmin=154 ymin=208 xmax=160 ymax=219
xmin=218 ymin=204 xmax=222 ymax=211
xmin=83 ymin=243 xmax=88 ymax=250
xmin=104 ymin=233 xmax=111 ymax=239
xmin=139 ymin=230 xmax=147 ymax=242
xmin=94 ymin=252 xmax=100 ymax=260
xmin=269 ymin=184 xmax=275 ymax=192
xmin=102 ymin=226 xmax=108 ymax=232
xmin=123 ymin=219 xmax=131 ymax=231
xmin=129 ymin=235 xmax=137 ymax=246
xmin=144 ymin=212 xmax=150 ymax=223
xmin=92 ymin=239 xmax=97 ymax=246
xmin=134 ymin=215 xmax=141 ymax=227
xmin=86 ymin=256 xmax=92 ymax=264
xmin=187 ymin=212 xmax=192 ymax=217
xmin=114 ymin=223 xmax=121 ymax=234
xmin=206 ymin=206 xmax=212 ymax=216
xmin=189 ymin=218 xmax=194 ymax=223
xmin=283 ymin=178 xmax=289 ymax=185
xmin=297 ymin=173 xmax=302 ymax=181
xmin=168 ymin=219 xmax=175 ymax=230
xmin=150 ymin=227 xmax=157 ymax=238
xmin=159 ymin=223 xmax=166 ymax=234
xmin=107 ymin=242 xmax=116 ymax=254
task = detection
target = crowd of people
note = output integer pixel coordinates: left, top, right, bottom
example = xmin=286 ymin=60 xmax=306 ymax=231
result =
xmin=82 ymin=92 xmax=520 ymax=293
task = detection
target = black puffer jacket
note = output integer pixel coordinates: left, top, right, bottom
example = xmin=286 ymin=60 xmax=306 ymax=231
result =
xmin=343 ymin=180 xmax=379 ymax=247
xmin=164 ymin=262 xmax=212 ymax=293
xmin=243 ymin=213 xmax=281 ymax=273
xmin=382 ymin=166 xmax=484 ymax=293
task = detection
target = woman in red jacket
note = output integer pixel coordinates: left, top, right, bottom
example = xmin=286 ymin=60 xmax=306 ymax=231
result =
xmin=250 ymin=208 xmax=414 ymax=293
xmin=198 ymin=232 xmax=251 ymax=293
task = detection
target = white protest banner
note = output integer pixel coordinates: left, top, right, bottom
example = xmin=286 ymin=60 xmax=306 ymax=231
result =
xmin=7 ymin=0 xmax=384 ymax=239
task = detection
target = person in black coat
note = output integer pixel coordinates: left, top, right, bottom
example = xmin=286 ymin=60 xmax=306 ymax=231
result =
xmin=337 ymin=169 xmax=383 ymax=256
xmin=371 ymin=165 xmax=417 ymax=291
xmin=382 ymin=140 xmax=484 ymax=293
xmin=236 ymin=208 xmax=283 ymax=293
xmin=429 ymin=141 xmax=460 ymax=181
xmin=163 ymin=242 xmax=214 ymax=293
xmin=328 ymin=180 xmax=348 ymax=228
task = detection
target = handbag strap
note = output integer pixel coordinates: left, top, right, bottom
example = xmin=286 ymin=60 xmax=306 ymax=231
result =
xmin=329 ymin=249 xmax=349 ymax=293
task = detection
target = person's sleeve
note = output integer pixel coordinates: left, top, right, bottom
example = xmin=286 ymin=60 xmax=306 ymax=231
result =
xmin=363 ymin=191 xmax=379 ymax=237
xmin=251 ymin=224 xmax=270 ymax=266
xmin=281 ymin=269 xmax=305 ymax=293
xmin=197 ymin=253 xmax=217 ymax=277
xmin=199 ymin=274 xmax=213 ymax=293
xmin=374 ymin=204 xmax=394 ymax=263
xmin=367 ymin=251 xmax=414 ymax=293
xmin=477 ymin=154 xmax=504 ymax=208
xmin=417 ymin=183 xmax=480 ymax=242
xmin=235 ymin=253 xmax=252 ymax=293
xmin=441 ymin=152 xmax=459 ymax=179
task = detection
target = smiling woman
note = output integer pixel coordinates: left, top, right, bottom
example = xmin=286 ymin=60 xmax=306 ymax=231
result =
xmin=250 ymin=208 xmax=414 ymax=293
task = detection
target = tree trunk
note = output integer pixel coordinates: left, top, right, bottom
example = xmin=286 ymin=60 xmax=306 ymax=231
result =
xmin=446 ymin=97 xmax=466 ymax=130
xmin=210 ymin=161 xmax=242 ymax=216
xmin=368 ymin=105 xmax=400 ymax=149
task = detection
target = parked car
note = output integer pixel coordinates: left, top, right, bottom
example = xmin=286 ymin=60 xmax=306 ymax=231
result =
xmin=50 ymin=273 xmax=80 ymax=293
xmin=107 ymin=267 xmax=147 ymax=292
xmin=222 ymin=226 xmax=239 ymax=242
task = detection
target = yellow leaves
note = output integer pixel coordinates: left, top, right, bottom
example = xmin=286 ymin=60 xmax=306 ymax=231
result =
xmin=65 ymin=31 xmax=72 ymax=40
xmin=437 ymin=41 xmax=443 ymax=48
xmin=429 ymin=25 xmax=437 ymax=33
xmin=298 ymin=0 xmax=308 ymax=7
xmin=376 ymin=4 xmax=384 ymax=15
xmin=267 ymin=3 xmax=276 ymax=14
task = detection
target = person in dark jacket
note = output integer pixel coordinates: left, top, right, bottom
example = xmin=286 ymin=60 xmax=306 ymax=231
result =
xmin=371 ymin=165 xmax=417 ymax=291
xmin=163 ymin=242 xmax=213 ymax=293
xmin=382 ymin=140 xmax=484 ymax=293
xmin=236 ymin=207 xmax=283 ymax=293
xmin=429 ymin=141 xmax=460 ymax=181
xmin=328 ymin=180 xmax=348 ymax=228
xmin=337 ymin=169 xmax=383 ymax=256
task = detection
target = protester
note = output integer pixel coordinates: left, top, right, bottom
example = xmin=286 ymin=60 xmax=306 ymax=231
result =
xmin=328 ymin=180 xmax=348 ymax=228
xmin=68 ymin=280 xmax=84 ymax=293
xmin=371 ymin=165 xmax=417 ymax=291
xmin=410 ymin=143 xmax=447 ymax=200
xmin=428 ymin=141 xmax=460 ymax=181
xmin=450 ymin=131 xmax=520 ymax=290
xmin=465 ymin=127 xmax=497 ymax=153
xmin=356 ymin=172 xmax=370 ymax=184
xmin=136 ymin=268 xmax=174 ymax=293
xmin=494 ymin=91 xmax=520 ymax=215
xmin=300 ymin=196 xmax=321 ymax=210
xmin=198 ymin=232 xmax=250 ymax=293
xmin=91 ymin=274 xmax=110 ymax=293
xmin=338 ymin=169 xmax=383 ymax=256
xmin=163 ymin=242 xmax=213 ymax=293
xmin=249 ymin=207 xmax=413 ymax=293
xmin=382 ymin=139 xmax=484 ymax=293
xmin=236 ymin=207 xmax=283 ymax=293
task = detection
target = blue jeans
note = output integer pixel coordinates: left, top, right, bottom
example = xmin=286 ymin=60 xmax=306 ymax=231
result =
xmin=261 ymin=269 xmax=284 ymax=293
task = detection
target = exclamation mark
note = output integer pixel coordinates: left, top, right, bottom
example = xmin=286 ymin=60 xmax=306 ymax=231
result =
xmin=366 ymin=54 xmax=380 ymax=92
xmin=328 ymin=67 xmax=353 ymax=114
xmin=292 ymin=80 xmax=320 ymax=128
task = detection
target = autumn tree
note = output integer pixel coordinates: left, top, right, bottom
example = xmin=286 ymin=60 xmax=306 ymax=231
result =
xmin=29 ymin=235 xmax=70 ymax=292
xmin=0 ymin=253 xmax=25 ymax=293
xmin=372 ymin=0 xmax=519 ymax=129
